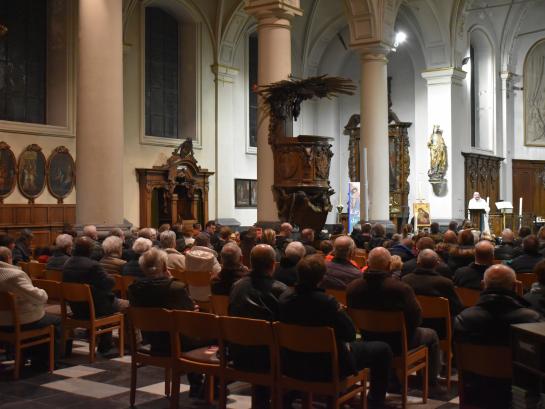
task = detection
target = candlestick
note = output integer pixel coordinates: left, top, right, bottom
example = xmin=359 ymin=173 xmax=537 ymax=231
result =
xmin=519 ymin=197 xmax=523 ymax=217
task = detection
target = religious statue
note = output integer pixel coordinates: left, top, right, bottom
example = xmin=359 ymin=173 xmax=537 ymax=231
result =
xmin=343 ymin=114 xmax=360 ymax=182
xmin=427 ymin=125 xmax=447 ymax=181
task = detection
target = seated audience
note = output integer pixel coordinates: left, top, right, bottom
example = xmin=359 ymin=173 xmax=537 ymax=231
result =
xmin=523 ymin=259 xmax=545 ymax=316
xmin=158 ymin=224 xmax=170 ymax=234
xmin=321 ymin=236 xmax=362 ymax=290
xmin=278 ymin=255 xmax=393 ymax=408
xmin=160 ymin=230 xmax=185 ymax=273
xmin=170 ymin=224 xmax=187 ymax=253
xmin=454 ymin=240 xmax=494 ymax=290
xmin=509 ymin=235 xmax=544 ymax=273
xmin=454 ymin=264 xmax=542 ymax=409
xmin=359 ymin=223 xmax=373 ymax=248
xmin=260 ymin=228 xmax=281 ymax=261
xmin=0 ymin=234 xmax=15 ymax=251
xmin=182 ymin=225 xmax=195 ymax=248
xmin=390 ymin=255 xmax=403 ymax=279
xmin=276 ymin=222 xmax=293 ymax=252
xmin=538 ymin=226 xmax=545 ymax=253
xmin=347 ymin=247 xmax=442 ymax=392
xmin=448 ymin=220 xmax=459 ymax=233
xmin=350 ymin=225 xmax=365 ymax=249
xmin=389 ymin=238 xmax=415 ymax=262
xmin=239 ymin=227 xmax=258 ymax=268
xmin=0 ymin=246 xmax=62 ymax=368
xmin=192 ymin=222 xmax=202 ymax=236
xmin=515 ymin=226 xmax=532 ymax=248
xmin=435 ymin=229 xmax=457 ymax=264
xmin=185 ymin=233 xmax=221 ymax=302
xmin=122 ymin=237 xmax=152 ymax=277
xmin=274 ymin=241 xmax=305 ymax=286
xmin=448 ymin=229 xmax=476 ymax=271
xmin=63 ymin=237 xmax=128 ymax=353
xmin=12 ymin=229 xmax=33 ymax=265
xmin=211 ymin=243 xmax=248 ymax=295
xmin=83 ymin=225 xmax=104 ymax=261
xmin=368 ymin=223 xmax=386 ymax=250
xmin=402 ymin=237 xmax=452 ymax=278
xmin=319 ymin=239 xmax=333 ymax=255
xmin=46 ymin=234 xmax=73 ymax=271
xmin=34 ymin=247 xmax=52 ymax=263
xmin=215 ymin=226 xmax=233 ymax=254
xmin=109 ymin=227 xmax=131 ymax=261
xmin=429 ymin=222 xmax=443 ymax=243
xmin=494 ymin=228 xmax=518 ymax=260
xmin=299 ymin=228 xmax=317 ymax=255
xmin=100 ymin=236 xmax=127 ymax=275
xmin=127 ymin=247 xmax=204 ymax=396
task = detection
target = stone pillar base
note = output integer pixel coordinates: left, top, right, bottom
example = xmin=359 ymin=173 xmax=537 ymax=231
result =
xmin=74 ymin=221 xmax=133 ymax=238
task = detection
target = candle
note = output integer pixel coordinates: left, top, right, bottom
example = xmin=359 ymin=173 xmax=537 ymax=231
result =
xmin=414 ymin=207 xmax=418 ymax=234
xmin=519 ymin=197 xmax=523 ymax=216
xmin=486 ymin=197 xmax=489 ymax=207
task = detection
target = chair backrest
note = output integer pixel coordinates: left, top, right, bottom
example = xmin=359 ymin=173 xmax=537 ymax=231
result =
xmin=112 ymin=274 xmax=125 ymax=298
xmin=454 ymin=287 xmax=481 ymax=307
xmin=28 ymin=262 xmax=46 ymax=279
xmin=171 ymin=310 xmax=220 ymax=354
xmin=184 ymin=270 xmax=212 ymax=287
xmin=210 ymin=294 xmax=229 ymax=316
xmin=170 ymin=268 xmax=186 ymax=284
xmin=32 ymin=279 xmax=61 ymax=302
xmin=44 ymin=269 xmax=63 ymax=282
xmin=416 ymin=295 xmax=451 ymax=341
xmin=348 ymin=308 xmax=408 ymax=355
xmin=121 ymin=275 xmax=136 ymax=298
xmin=273 ymin=322 xmax=339 ymax=382
xmin=60 ymin=282 xmax=95 ymax=319
xmin=17 ymin=261 xmax=29 ymax=273
xmin=324 ymin=288 xmax=347 ymax=306
xmin=456 ymin=343 xmax=512 ymax=379
xmin=128 ymin=307 xmax=171 ymax=353
xmin=514 ymin=280 xmax=524 ymax=297
xmin=220 ymin=316 xmax=273 ymax=347
xmin=0 ymin=291 xmax=19 ymax=331
xmin=516 ymin=273 xmax=537 ymax=291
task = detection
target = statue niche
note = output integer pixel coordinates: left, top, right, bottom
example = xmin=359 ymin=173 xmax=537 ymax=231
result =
xmin=257 ymin=75 xmax=356 ymax=232
xmin=136 ymin=139 xmax=214 ymax=228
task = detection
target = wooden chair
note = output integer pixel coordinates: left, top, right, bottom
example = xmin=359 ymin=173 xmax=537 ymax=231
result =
xmin=325 ymin=288 xmax=347 ymax=306
xmin=515 ymin=280 xmax=524 ymax=297
xmin=0 ymin=292 xmax=55 ymax=379
xmin=273 ymin=322 xmax=368 ymax=409
xmin=456 ymin=343 xmax=512 ymax=407
xmin=516 ymin=273 xmax=538 ymax=292
xmin=128 ymin=308 xmax=172 ymax=406
xmin=112 ymin=274 xmax=126 ymax=299
xmin=184 ymin=270 xmax=212 ymax=312
xmin=170 ymin=311 xmax=221 ymax=409
xmin=454 ymin=287 xmax=481 ymax=307
xmin=170 ymin=268 xmax=186 ymax=285
xmin=44 ymin=269 xmax=63 ymax=282
xmin=210 ymin=294 xmax=229 ymax=316
xmin=121 ymin=275 xmax=136 ymax=299
xmin=218 ymin=317 xmax=276 ymax=409
xmin=60 ymin=282 xmax=124 ymax=363
xmin=352 ymin=251 xmax=367 ymax=269
xmin=32 ymin=279 xmax=62 ymax=316
xmin=17 ymin=261 xmax=29 ymax=274
xmin=416 ymin=295 xmax=452 ymax=391
xmin=348 ymin=309 xmax=428 ymax=409
xmin=28 ymin=262 xmax=46 ymax=279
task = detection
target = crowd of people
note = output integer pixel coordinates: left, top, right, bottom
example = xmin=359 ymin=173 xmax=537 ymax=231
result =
xmin=1 ymin=220 xmax=545 ymax=408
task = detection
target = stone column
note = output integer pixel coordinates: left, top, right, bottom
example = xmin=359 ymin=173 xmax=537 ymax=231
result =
xmin=421 ymin=68 xmax=468 ymax=222
xmin=244 ymin=1 xmax=302 ymax=224
xmin=500 ymin=71 xmax=515 ymax=202
xmin=357 ymin=47 xmax=391 ymax=223
xmin=76 ymin=0 xmax=124 ymax=227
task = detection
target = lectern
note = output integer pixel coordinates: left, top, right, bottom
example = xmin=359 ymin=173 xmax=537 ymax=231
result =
xmin=469 ymin=209 xmax=486 ymax=232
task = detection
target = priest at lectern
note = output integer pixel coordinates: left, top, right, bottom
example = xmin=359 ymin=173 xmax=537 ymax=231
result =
xmin=468 ymin=192 xmax=490 ymax=233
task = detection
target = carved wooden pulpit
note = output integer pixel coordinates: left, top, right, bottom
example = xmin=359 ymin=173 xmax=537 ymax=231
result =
xmin=136 ymin=140 xmax=214 ymax=228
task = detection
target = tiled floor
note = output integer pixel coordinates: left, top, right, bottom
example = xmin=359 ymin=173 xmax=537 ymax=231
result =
xmin=0 ymin=340 xmax=461 ymax=408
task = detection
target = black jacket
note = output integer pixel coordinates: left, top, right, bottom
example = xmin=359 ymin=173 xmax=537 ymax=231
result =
xmin=454 ymin=288 xmax=542 ymax=345
xmin=229 ymin=274 xmax=287 ymax=321
xmin=278 ymin=285 xmax=358 ymax=379
xmin=45 ymin=249 xmax=70 ymax=271
xmin=210 ymin=265 xmax=248 ymax=296
xmin=321 ymin=258 xmax=361 ymax=290
xmin=62 ymin=256 xmax=115 ymax=318
xmin=494 ymin=243 xmax=518 ymax=261
xmin=273 ymin=257 xmax=299 ymax=287
xmin=121 ymin=253 xmax=145 ymax=278
xmin=12 ymin=241 xmax=31 ymax=265
xmin=453 ymin=262 xmax=490 ymax=290
xmin=389 ymin=244 xmax=415 ymax=262
xmin=523 ymin=283 xmax=545 ymax=316
xmin=448 ymin=245 xmax=475 ymax=272
xmin=88 ymin=239 xmax=104 ymax=261
xmin=401 ymin=257 xmax=452 ymax=279
xmin=508 ymin=253 xmax=544 ymax=273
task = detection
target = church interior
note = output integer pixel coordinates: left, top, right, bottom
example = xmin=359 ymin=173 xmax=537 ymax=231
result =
xmin=1 ymin=0 xmax=545 ymax=408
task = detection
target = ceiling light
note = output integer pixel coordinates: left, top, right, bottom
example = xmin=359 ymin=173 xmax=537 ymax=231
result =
xmin=394 ymin=31 xmax=407 ymax=48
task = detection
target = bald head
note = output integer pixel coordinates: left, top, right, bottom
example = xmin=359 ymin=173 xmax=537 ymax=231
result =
xmin=501 ymin=229 xmax=514 ymax=244
xmin=483 ymin=264 xmax=516 ymax=290
xmin=250 ymin=244 xmax=276 ymax=276
xmin=443 ymin=230 xmax=457 ymax=244
xmin=417 ymin=249 xmax=439 ymax=269
xmin=475 ymin=240 xmax=494 ymax=264
xmin=367 ymin=247 xmax=391 ymax=271
xmin=333 ymin=235 xmax=355 ymax=260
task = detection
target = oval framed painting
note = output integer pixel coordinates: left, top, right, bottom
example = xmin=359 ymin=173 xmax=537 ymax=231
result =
xmin=47 ymin=146 xmax=75 ymax=203
xmin=0 ymin=141 xmax=17 ymax=203
xmin=18 ymin=144 xmax=47 ymax=203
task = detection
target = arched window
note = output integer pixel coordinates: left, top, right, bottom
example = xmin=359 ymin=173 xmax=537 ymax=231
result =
xmin=469 ymin=29 xmax=494 ymax=151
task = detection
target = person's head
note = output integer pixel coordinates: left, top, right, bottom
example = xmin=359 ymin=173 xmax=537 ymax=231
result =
xmin=194 ymin=232 xmax=212 ymax=248
xmin=417 ymin=249 xmax=440 ymax=269
xmin=18 ymin=229 xmax=34 ymax=246
xmin=159 ymin=230 xmax=177 ymax=250
xmin=391 ymin=234 xmax=402 ymax=245
xmin=220 ymin=243 xmax=242 ymax=269
xmin=475 ymin=240 xmax=494 ymax=265
xmin=205 ymin=220 xmax=216 ymax=235
xmin=250 ymin=244 xmax=276 ymax=276
xmin=483 ymin=264 xmax=516 ymax=291
xmin=0 ymin=246 xmax=12 ymax=264
xmin=522 ymin=235 xmax=540 ymax=255
xmin=182 ymin=225 xmax=194 ymax=238
xmin=367 ymin=247 xmax=392 ymax=271
xmin=538 ymin=226 xmax=545 ymax=241
xmin=139 ymin=247 xmax=168 ymax=278
xmin=83 ymin=225 xmax=98 ymax=240
xmin=297 ymin=254 xmax=326 ymax=288
xmin=319 ymin=240 xmax=333 ymax=255
xmin=448 ymin=220 xmax=458 ymax=232
xmin=138 ymin=227 xmax=153 ymax=240
xmin=132 ymin=237 xmax=153 ymax=255
xmin=193 ymin=223 xmax=202 ymax=234
xmin=279 ymin=222 xmax=293 ymax=237
xmin=102 ymin=236 xmax=123 ymax=258
xmin=534 ymin=259 xmax=545 ymax=286
xmin=261 ymin=228 xmax=276 ymax=246
xmin=73 ymin=237 xmax=93 ymax=257
xmin=501 ymin=229 xmax=514 ymax=244
xmin=371 ymin=223 xmax=386 ymax=238
xmin=158 ymin=224 xmax=171 ymax=233
xmin=171 ymin=224 xmax=183 ymax=239
xmin=473 ymin=192 xmax=481 ymax=200
xmin=519 ymin=226 xmax=531 ymax=239
xmin=443 ymin=230 xmax=457 ymax=244
xmin=390 ymin=255 xmax=403 ymax=273
xmin=150 ymin=228 xmax=158 ymax=241
xmin=400 ymin=238 xmax=413 ymax=249
xmin=430 ymin=222 xmax=440 ymax=234
xmin=416 ymin=236 xmax=435 ymax=252
xmin=459 ymin=229 xmax=475 ymax=246
xmin=301 ymin=228 xmax=315 ymax=243
xmin=0 ymin=234 xmax=15 ymax=250
xmin=220 ymin=226 xmax=232 ymax=241
xmin=361 ymin=223 xmax=372 ymax=234
xmin=285 ymin=241 xmax=306 ymax=263
xmin=333 ymin=235 xmax=355 ymax=261
xmin=55 ymin=234 xmax=73 ymax=255
xmin=109 ymin=227 xmax=125 ymax=242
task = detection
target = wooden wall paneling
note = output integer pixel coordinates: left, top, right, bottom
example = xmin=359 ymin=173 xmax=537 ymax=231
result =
xmin=0 ymin=207 xmax=13 ymax=224
xmin=49 ymin=206 xmax=64 ymax=223
xmin=513 ymin=160 xmax=545 ymax=218
xmin=31 ymin=206 xmax=48 ymax=225
xmin=15 ymin=207 xmax=32 ymax=225
xmin=462 ymin=153 xmax=503 ymax=211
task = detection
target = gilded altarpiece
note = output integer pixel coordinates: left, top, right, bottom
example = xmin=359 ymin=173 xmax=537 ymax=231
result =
xmin=389 ymin=122 xmax=412 ymax=226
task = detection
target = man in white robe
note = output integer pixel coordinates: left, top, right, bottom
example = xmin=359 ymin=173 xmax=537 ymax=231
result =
xmin=468 ymin=192 xmax=490 ymax=233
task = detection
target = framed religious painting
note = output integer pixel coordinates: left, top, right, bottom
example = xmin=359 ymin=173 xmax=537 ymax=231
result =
xmin=413 ymin=201 xmax=431 ymax=227
xmin=524 ymin=39 xmax=545 ymax=146
xmin=18 ymin=144 xmax=46 ymax=203
xmin=249 ymin=180 xmax=257 ymax=206
xmin=47 ymin=146 xmax=75 ymax=203
xmin=235 ymin=179 xmax=251 ymax=207
xmin=0 ymin=142 xmax=17 ymax=203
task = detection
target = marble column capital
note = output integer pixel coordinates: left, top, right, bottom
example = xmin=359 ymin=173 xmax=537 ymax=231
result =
xmin=421 ymin=67 xmax=467 ymax=86
xmin=244 ymin=0 xmax=303 ymax=23
xmin=211 ymin=64 xmax=239 ymax=85
xmin=353 ymin=42 xmax=391 ymax=63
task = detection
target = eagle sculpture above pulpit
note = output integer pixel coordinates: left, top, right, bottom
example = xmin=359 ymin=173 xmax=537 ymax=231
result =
xmin=136 ymin=139 xmax=214 ymax=228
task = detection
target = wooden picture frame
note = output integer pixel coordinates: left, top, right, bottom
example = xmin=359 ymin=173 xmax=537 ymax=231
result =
xmin=235 ymin=179 xmax=256 ymax=208
xmin=47 ymin=146 xmax=75 ymax=203
xmin=413 ymin=202 xmax=431 ymax=227
xmin=18 ymin=144 xmax=47 ymax=204
xmin=524 ymin=38 xmax=545 ymax=147
xmin=0 ymin=141 xmax=17 ymax=203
